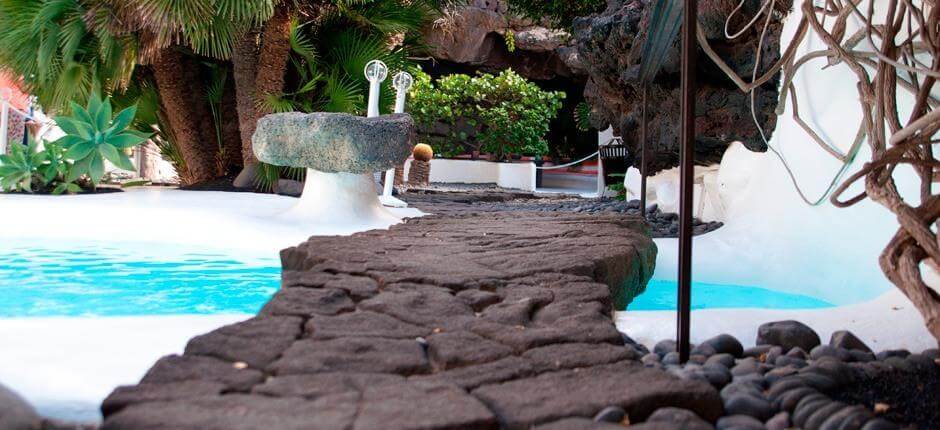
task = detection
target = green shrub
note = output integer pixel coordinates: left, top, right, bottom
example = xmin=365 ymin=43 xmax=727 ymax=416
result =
xmin=409 ymin=69 xmax=564 ymax=160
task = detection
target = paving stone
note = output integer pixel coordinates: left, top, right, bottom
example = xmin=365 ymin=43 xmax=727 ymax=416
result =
xmin=102 ymin=393 xmax=359 ymax=430
xmin=522 ymin=343 xmax=636 ymax=372
xmin=184 ymin=316 xmax=301 ymax=369
xmin=103 ymin=209 xmax=660 ymax=428
xmin=472 ymin=362 xmax=722 ymax=429
xmin=359 ymin=289 xmax=476 ymax=331
xmin=306 ymin=311 xmax=429 ymax=340
xmin=251 ymin=373 xmax=404 ymax=399
xmin=427 ymin=330 xmax=513 ymax=370
xmin=270 ymin=337 xmax=429 ymax=375
xmin=259 ymin=287 xmax=355 ymax=317
xmin=353 ymin=380 xmax=497 ymax=430
xmin=456 ymin=289 xmax=502 ymax=311
xmin=281 ymin=272 xmax=379 ymax=300
xmin=101 ymin=381 xmax=226 ymax=416
xmin=414 ymin=356 xmax=536 ymax=390
xmin=140 ymin=355 xmax=264 ymax=392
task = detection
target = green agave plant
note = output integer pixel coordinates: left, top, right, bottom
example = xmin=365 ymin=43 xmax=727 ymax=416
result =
xmin=0 ymin=140 xmax=45 ymax=192
xmin=54 ymin=93 xmax=150 ymax=185
xmin=0 ymin=139 xmax=82 ymax=194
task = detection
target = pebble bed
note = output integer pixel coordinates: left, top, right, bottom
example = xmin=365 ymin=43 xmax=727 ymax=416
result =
xmin=615 ymin=321 xmax=940 ymax=430
xmin=401 ymin=185 xmax=724 ymax=238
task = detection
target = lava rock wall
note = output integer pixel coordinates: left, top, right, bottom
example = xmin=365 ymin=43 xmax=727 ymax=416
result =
xmin=572 ymin=0 xmax=789 ymax=174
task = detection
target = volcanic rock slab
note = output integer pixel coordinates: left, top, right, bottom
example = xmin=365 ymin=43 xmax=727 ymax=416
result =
xmin=252 ymin=112 xmax=416 ymax=174
xmin=102 ymin=211 xmax=725 ymax=429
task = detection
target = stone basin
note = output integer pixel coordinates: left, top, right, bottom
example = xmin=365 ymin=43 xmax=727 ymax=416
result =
xmin=252 ymin=112 xmax=417 ymax=230
xmin=253 ymin=112 xmax=416 ymax=173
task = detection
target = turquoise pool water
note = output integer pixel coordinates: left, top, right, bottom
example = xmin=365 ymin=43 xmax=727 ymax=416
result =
xmin=0 ymin=240 xmax=836 ymax=317
xmin=627 ymin=279 xmax=834 ymax=310
xmin=0 ymin=240 xmax=280 ymax=317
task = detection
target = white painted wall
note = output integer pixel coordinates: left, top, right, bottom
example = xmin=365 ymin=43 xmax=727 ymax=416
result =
xmin=404 ymin=158 xmax=537 ymax=191
xmin=624 ymin=165 xmax=725 ymax=222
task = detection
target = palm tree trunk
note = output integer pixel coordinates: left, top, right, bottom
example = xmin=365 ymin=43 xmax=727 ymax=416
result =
xmin=151 ymin=47 xmax=218 ymax=184
xmin=232 ymin=31 xmax=260 ymax=167
xmin=220 ymin=71 xmax=243 ymax=175
xmin=254 ymin=5 xmax=292 ymax=119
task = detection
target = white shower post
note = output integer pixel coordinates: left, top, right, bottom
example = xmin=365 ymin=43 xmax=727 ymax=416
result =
xmin=379 ymin=71 xmax=414 ymax=208
xmin=364 ymin=60 xmax=387 ymax=118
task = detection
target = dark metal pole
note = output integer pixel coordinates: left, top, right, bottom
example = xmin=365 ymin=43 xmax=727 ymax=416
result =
xmin=677 ymin=0 xmax=697 ymax=363
xmin=639 ymin=85 xmax=648 ymax=218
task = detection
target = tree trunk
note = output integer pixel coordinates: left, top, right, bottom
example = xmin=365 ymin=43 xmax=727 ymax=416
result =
xmin=232 ymin=31 xmax=260 ymax=167
xmin=254 ymin=5 xmax=292 ymax=119
xmin=151 ymin=47 xmax=219 ymax=184
xmin=220 ymin=71 xmax=243 ymax=175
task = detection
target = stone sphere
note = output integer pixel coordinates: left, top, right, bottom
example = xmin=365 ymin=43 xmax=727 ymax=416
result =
xmin=413 ymin=143 xmax=433 ymax=162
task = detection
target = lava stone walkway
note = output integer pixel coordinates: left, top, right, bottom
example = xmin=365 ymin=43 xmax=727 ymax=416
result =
xmin=101 ymin=207 xmax=724 ymax=429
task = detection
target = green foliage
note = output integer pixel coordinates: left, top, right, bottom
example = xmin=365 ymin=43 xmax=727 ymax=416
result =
xmin=503 ymin=31 xmax=515 ymax=53
xmin=409 ymin=69 xmax=565 ymax=160
xmin=205 ymin=63 xmax=229 ymax=175
xmin=0 ymin=139 xmax=80 ymax=194
xmin=506 ymin=0 xmax=605 ymax=29
xmin=52 ymin=92 xmax=150 ymax=185
xmin=0 ymin=0 xmax=137 ymax=113
xmin=606 ymin=173 xmax=627 ymax=201
xmin=574 ymin=101 xmax=593 ymax=131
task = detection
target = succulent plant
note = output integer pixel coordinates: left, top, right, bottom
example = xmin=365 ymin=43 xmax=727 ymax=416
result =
xmin=0 ymin=139 xmax=44 ymax=192
xmin=53 ymin=92 xmax=150 ymax=185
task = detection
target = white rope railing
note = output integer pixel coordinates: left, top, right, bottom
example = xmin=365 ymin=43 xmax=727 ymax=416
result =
xmin=534 ymin=150 xmax=600 ymax=170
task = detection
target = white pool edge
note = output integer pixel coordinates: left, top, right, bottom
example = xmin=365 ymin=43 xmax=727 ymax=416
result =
xmin=615 ymin=288 xmax=936 ymax=353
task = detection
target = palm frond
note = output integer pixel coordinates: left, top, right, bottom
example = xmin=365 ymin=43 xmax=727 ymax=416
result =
xmin=289 ymin=17 xmax=316 ymax=61
xmin=318 ymin=71 xmax=364 ymax=114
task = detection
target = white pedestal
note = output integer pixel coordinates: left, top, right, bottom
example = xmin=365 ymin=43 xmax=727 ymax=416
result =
xmin=279 ymin=169 xmax=402 ymax=230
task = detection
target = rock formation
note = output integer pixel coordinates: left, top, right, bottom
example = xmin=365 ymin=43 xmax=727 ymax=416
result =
xmin=572 ymin=0 xmax=789 ymax=173
xmin=421 ymin=0 xmax=584 ymax=80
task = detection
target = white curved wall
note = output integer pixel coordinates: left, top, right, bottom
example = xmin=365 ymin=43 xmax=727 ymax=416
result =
xmin=651 ymin=2 xmax=924 ymax=305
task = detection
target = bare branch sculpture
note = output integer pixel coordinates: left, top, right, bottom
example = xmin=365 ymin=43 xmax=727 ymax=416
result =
xmin=701 ymin=0 xmax=940 ymax=341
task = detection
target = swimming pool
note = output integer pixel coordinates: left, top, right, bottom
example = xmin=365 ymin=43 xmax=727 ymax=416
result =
xmin=627 ymin=279 xmax=834 ymax=310
xmin=0 ymin=239 xmax=837 ymax=317
xmin=0 ymin=240 xmax=280 ymax=317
